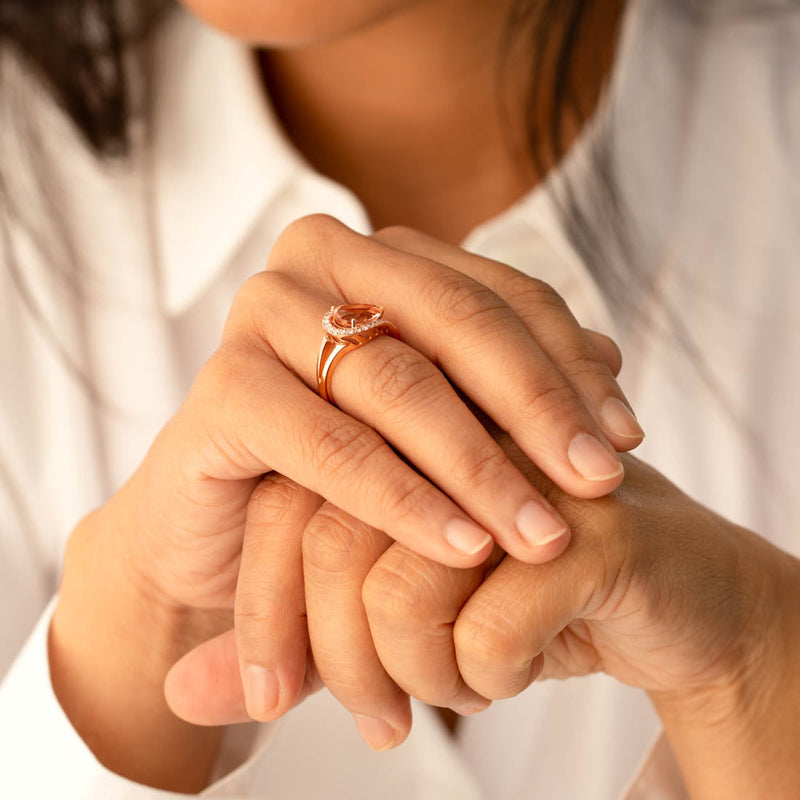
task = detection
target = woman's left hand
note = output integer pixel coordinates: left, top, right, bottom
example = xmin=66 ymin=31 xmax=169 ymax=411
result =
xmin=355 ymin=437 xmax=797 ymax=706
xmin=346 ymin=432 xmax=800 ymax=797
xmin=292 ymin=436 xmax=800 ymax=799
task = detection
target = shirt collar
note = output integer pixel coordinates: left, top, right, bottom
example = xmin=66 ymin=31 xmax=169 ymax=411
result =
xmin=147 ymin=3 xmax=636 ymax=320
xmin=150 ymin=8 xmax=305 ymax=315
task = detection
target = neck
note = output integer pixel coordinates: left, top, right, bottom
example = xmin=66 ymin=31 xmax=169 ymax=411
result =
xmin=259 ymin=0 xmax=620 ymax=244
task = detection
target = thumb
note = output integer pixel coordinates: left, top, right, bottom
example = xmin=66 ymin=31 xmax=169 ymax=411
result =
xmin=164 ymin=628 xmax=323 ymax=726
xmin=164 ymin=628 xmax=249 ymax=726
xmin=452 ymin=519 xmax=609 ymax=700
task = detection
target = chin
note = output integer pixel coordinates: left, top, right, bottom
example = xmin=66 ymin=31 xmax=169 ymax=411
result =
xmin=177 ymin=0 xmax=418 ymax=47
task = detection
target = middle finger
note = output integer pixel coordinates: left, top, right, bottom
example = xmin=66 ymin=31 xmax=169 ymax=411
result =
xmin=239 ymin=272 xmax=573 ymax=563
xmin=267 ymin=215 xmax=627 ymax=500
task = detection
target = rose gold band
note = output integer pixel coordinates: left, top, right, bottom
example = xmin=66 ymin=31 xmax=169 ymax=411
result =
xmin=316 ymin=304 xmax=400 ymax=405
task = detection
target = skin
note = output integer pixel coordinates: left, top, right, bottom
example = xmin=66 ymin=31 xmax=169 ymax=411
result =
xmin=179 ymin=0 xmax=437 ymax=45
xmin=180 ymin=0 xmax=620 ymax=242
xmin=51 ymin=215 xmax=637 ymax=791
xmin=168 ymin=422 xmax=800 ymax=799
xmin=253 ymin=0 xmax=536 ymax=243
xmin=164 ymin=229 xmax=800 ymax=800
xmin=48 ymin=0 xmax=800 ymax=797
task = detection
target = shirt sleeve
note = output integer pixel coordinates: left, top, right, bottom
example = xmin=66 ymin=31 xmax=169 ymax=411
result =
xmin=621 ymin=733 xmax=690 ymax=800
xmin=0 ymin=596 xmax=275 ymax=800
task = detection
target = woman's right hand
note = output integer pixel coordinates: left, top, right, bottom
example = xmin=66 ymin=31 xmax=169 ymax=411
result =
xmin=126 ymin=215 xmax=640 ymax=608
xmin=50 ymin=215 xmax=641 ymax=789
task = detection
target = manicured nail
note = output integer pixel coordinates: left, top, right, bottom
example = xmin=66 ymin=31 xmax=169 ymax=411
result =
xmin=567 ymin=433 xmax=624 ymax=482
xmin=353 ymin=714 xmax=398 ymax=751
xmin=515 ymin=500 xmax=568 ymax=547
xmin=244 ymin=665 xmax=280 ymax=719
xmin=600 ymin=398 xmax=645 ymax=440
xmin=445 ymin=519 xmax=493 ymax=555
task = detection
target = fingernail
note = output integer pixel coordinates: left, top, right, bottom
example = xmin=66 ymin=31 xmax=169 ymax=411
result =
xmin=600 ymin=398 xmax=645 ymax=440
xmin=451 ymin=699 xmax=492 ymax=716
xmin=515 ymin=500 xmax=568 ymax=547
xmin=445 ymin=519 xmax=493 ymax=555
xmin=567 ymin=433 xmax=624 ymax=482
xmin=353 ymin=714 xmax=398 ymax=751
xmin=244 ymin=665 xmax=280 ymax=719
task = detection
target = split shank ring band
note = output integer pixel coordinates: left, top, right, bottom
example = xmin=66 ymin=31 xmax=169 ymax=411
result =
xmin=316 ymin=303 xmax=400 ymax=405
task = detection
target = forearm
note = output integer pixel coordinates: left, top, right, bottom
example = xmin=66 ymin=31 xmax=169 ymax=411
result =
xmin=50 ymin=501 xmax=230 ymax=793
xmin=650 ymin=541 xmax=800 ymax=799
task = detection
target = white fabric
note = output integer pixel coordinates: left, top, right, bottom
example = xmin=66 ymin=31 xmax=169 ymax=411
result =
xmin=0 ymin=0 xmax=798 ymax=797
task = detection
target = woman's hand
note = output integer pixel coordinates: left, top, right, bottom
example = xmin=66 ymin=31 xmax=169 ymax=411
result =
xmin=171 ymin=423 xmax=800 ymax=799
xmin=50 ymin=216 xmax=641 ymax=790
xmin=133 ymin=214 xmax=642 ymax=608
xmin=297 ymin=432 xmax=800 ymax=795
xmin=159 ymin=218 xmax=636 ymax=729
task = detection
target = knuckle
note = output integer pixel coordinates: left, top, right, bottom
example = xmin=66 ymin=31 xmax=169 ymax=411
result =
xmin=365 ymin=346 xmax=444 ymax=412
xmin=192 ymin=340 xmax=272 ymax=419
xmin=454 ymin=604 xmax=526 ymax=671
xmin=586 ymin=330 xmax=623 ymax=372
xmin=306 ymin=416 xmax=388 ymax=480
xmin=231 ymin=270 xmax=270 ymax=310
xmin=362 ymin=554 xmax=435 ymax=628
xmin=449 ymin=446 xmax=510 ymax=493
xmin=422 ymin=272 xmax=507 ymax=330
xmin=249 ymin=267 xmax=299 ymax=299
xmin=371 ymin=224 xmax=421 ymax=247
xmin=557 ymin=345 xmax=613 ymax=383
xmin=276 ymin=213 xmax=344 ymax=247
xmin=315 ymin=669 xmax=369 ymax=699
xmin=248 ymin=474 xmax=309 ymax=525
xmin=375 ymin=474 xmax=437 ymax=529
xmin=235 ymin=588 xmax=291 ymax=625
xmin=234 ymin=594 xmax=272 ymax=624
xmin=191 ymin=345 xmax=250 ymax=415
xmin=194 ymin=347 xmax=235 ymax=399
xmin=302 ymin=507 xmax=364 ymax=574
xmin=579 ymin=496 xmax=634 ymax=564
xmin=225 ymin=270 xmax=298 ymax=344
xmin=510 ymin=276 xmax=569 ymax=314
xmin=267 ymin=213 xmax=345 ymax=268
xmin=182 ymin=346 xmax=283 ymax=480
xmin=517 ymin=381 xmax=580 ymax=428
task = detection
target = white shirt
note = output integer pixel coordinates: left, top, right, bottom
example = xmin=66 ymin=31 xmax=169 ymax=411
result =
xmin=1 ymin=1 xmax=798 ymax=797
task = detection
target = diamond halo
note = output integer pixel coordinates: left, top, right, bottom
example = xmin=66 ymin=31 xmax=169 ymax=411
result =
xmin=322 ymin=304 xmax=386 ymax=338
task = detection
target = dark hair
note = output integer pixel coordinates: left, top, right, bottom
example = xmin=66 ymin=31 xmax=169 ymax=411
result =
xmin=0 ymin=0 xmax=169 ymax=155
xmin=0 ymin=0 xmax=602 ymax=161
xmin=0 ymin=0 xmax=616 ymax=397
xmin=0 ymin=0 xmax=170 ymax=398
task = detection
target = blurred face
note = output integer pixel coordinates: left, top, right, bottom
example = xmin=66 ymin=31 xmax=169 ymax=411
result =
xmin=178 ymin=0 xmax=430 ymax=46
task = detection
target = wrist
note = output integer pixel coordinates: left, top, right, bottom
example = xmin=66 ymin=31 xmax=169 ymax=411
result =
xmin=649 ymin=534 xmax=800 ymax=799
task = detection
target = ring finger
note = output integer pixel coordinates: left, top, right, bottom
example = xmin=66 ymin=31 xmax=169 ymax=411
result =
xmin=267 ymin=216 xmax=630 ymax=501
xmin=234 ymin=272 xmax=574 ymax=564
xmin=302 ymin=503 xmax=412 ymax=751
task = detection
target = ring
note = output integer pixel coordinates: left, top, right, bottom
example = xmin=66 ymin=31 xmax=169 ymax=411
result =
xmin=316 ymin=303 xmax=400 ymax=404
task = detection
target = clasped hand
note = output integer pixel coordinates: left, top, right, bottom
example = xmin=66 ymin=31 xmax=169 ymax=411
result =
xmin=106 ymin=216 xmax=794 ymax=755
